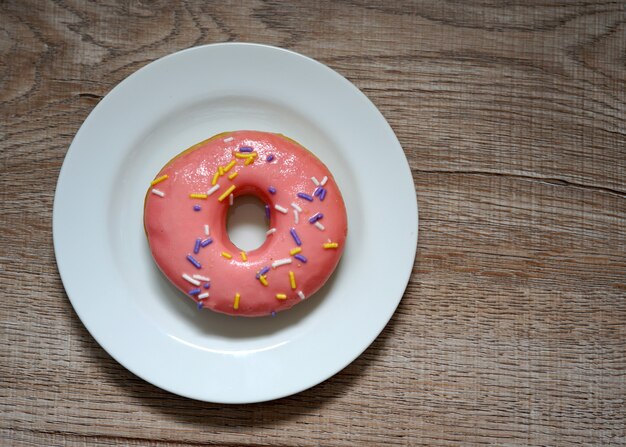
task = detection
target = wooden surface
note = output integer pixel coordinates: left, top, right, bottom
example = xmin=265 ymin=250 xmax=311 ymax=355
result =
xmin=1 ymin=1 xmax=625 ymax=445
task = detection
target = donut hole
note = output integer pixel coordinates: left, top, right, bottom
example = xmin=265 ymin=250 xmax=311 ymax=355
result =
xmin=226 ymin=194 xmax=270 ymax=252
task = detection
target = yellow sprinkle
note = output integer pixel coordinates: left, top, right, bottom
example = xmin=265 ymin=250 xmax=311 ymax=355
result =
xmin=234 ymin=151 xmax=256 ymax=159
xmin=275 ymin=293 xmax=287 ymax=300
xmin=240 ymin=251 xmax=247 ymax=261
xmin=211 ymin=171 xmax=219 ymax=186
xmin=289 ymin=271 xmax=296 ymax=290
xmin=218 ymin=166 xmax=224 ymax=176
xmin=259 ymin=275 xmax=268 ymax=286
xmin=189 ymin=193 xmax=207 ymax=199
xmin=224 ymin=160 xmax=237 ymax=172
xmin=244 ymin=155 xmax=256 ymax=165
xmin=289 ymin=247 xmax=302 ymax=255
xmin=221 ymin=251 xmax=232 ymax=259
xmin=150 ymin=174 xmax=168 ymax=186
xmin=228 ymin=171 xmax=238 ymax=180
xmin=323 ymin=242 xmax=339 ymax=249
xmin=218 ymin=184 xmax=236 ymax=202
xmin=233 ymin=293 xmax=240 ymax=310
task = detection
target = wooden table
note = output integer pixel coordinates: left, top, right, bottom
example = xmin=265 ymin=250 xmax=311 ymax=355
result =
xmin=1 ymin=1 xmax=624 ymax=445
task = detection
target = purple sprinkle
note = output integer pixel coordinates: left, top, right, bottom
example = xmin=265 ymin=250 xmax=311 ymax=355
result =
xmin=186 ymin=254 xmax=201 ymax=269
xmin=197 ymin=301 xmax=204 ymax=309
xmin=271 ymin=311 xmax=276 ymax=317
xmin=255 ymin=266 xmax=270 ymax=279
xmin=290 ymin=228 xmax=302 ymax=246
xmin=308 ymin=213 xmax=323 ymax=223
xmin=203 ymin=282 xmax=211 ymax=289
xmin=297 ymin=192 xmax=313 ymax=202
xmin=266 ymin=154 xmax=274 ymax=162
xmin=265 ymin=204 xmax=270 ymax=220
xmin=268 ymin=186 xmax=276 ymax=194
xmin=239 ymin=146 xmax=253 ymax=152
xmin=200 ymin=237 xmax=213 ymax=247
xmin=193 ymin=238 xmax=202 ymax=254
xmin=294 ymin=254 xmax=307 ymax=263
xmin=193 ymin=205 xmax=201 ymax=211
xmin=319 ymin=188 xmax=327 ymax=201
xmin=313 ymin=187 xmax=323 ymax=197
xmin=189 ymin=288 xmax=201 ymax=296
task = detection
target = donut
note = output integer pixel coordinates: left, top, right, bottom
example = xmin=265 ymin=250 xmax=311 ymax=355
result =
xmin=144 ymin=130 xmax=347 ymax=317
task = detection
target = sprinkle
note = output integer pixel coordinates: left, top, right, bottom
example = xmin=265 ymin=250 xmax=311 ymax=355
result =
xmin=293 ymin=210 xmax=299 ymax=224
xmin=203 ymin=282 xmax=211 ymax=289
xmin=182 ymin=273 xmax=201 ymax=286
xmin=320 ymin=188 xmax=327 ymax=201
xmin=275 ymin=204 xmax=288 ymax=214
xmin=323 ymin=242 xmax=339 ymax=249
xmin=189 ymin=288 xmax=201 ymax=296
xmin=294 ymin=254 xmax=308 ymax=263
xmin=218 ymin=166 xmax=224 ymax=176
xmin=266 ymin=228 xmax=277 ymax=236
xmin=290 ymin=247 xmax=302 ymax=255
xmin=193 ymin=238 xmax=201 ymax=254
xmin=204 ymin=224 xmax=210 ymax=236
xmin=311 ymin=176 xmax=319 ymax=186
xmin=309 ymin=212 xmax=323 ymax=223
xmin=297 ymin=192 xmax=313 ymax=202
xmin=193 ymin=205 xmax=201 ymax=211
xmin=221 ymin=251 xmax=232 ymax=259
xmin=151 ymin=188 xmax=165 ymax=197
xmin=298 ymin=291 xmax=305 ymax=300
xmin=239 ymin=146 xmax=253 ymax=152
xmin=320 ymin=176 xmax=328 ymax=186
xmin=268 ymin=186 xmax=276 ymax=194
xmin=198 ymin=292 xmax=209 ymax=299
xmin=240 ymin=251 xmax=247 ymax=261
xmin=272 ymin=258 xmax=292 ymax=268
xmin=266 ymin=154 xmax=274 ymax=162
xmin=151 ymin=175 xmax=168 ymax=186
xmin=271 ymin=311 xmax=276 ymax=317
xmin=211 ymin=171 xmax=219 ymax=186
xmin=275 ymin=293 xmax=287 ymax=300
xmin=190 ymin=193 xmax=207 ymax=199
xmin=197 ymin=301 xmax=203 ymax=309
xmin=256 ymin=266 xmax=270 ymax=278
xmin=200 ymin=238 xmax=213 ymax=247
xmin=289 ymin=271 xmax=296 ymax=290
xmin=313 ymin=187 xmax=323 ymax=197
xmin=290 ymin=228 xmax=302 ymax=246
xmin=207 ymin=184 xmax=220 ymax=196
xmin=233 ymin=293 xmax=240 ymax=310
xmin=186 ymin=254 xmax=201 ymax=269
xmin=259 ymin=275 xmax=268 ymax=286
xmin=314 ymin=221 xmax=325 ymax=231
xmin=235 ymin=151 xmax=257 ymax=159
xmin=229 ymin=193 xmax=234 ymax=206
xmin=224 ymin=160 xmax=237 ymax=172
xmin=192 ymin=274 xmax=210 ymax=281
xmin=228 ymin=171 xmax=238 ymax=180
xmin=291 ymin=202 xmax=303 ymax=212
xmin=244 ymin=155 xmax=256 ymax=165
xmin=265 ymin=204 xmax=270 ymax=220
xmin=218 ymin=184 xmax=236 ymax=202
xmin=223 ymin=136 xmax=234 ymax=143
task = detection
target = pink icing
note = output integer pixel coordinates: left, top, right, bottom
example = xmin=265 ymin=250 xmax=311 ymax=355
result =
xmin=144 ymin=130 xmax=348 ymax=317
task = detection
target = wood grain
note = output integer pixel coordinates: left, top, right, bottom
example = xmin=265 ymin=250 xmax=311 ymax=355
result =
xmin=1 ymin=1 xmax=625 ymax=446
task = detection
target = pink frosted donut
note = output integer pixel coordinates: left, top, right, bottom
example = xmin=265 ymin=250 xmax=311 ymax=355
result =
xmin=144 ymin=130 xmax=347 ymax=317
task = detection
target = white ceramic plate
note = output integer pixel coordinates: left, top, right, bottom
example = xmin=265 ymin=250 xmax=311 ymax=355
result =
xmin=53 ymin=43 xmax=417 ymax=403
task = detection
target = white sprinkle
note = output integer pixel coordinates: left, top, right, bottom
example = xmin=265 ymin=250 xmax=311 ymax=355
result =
xmin=192 ymin=274 xmax=210 ymax=282
xmin=293 ymin=209 xmax=299 ymax=224
xmin=182 ymin=273 xmax=201 ymax=286
xmin=274 ymin=204 xmax=288 ymax=214
xmin=204 ymin=224 xmax=210 ymax=236
xmin=198 ymin=292 xmax=209 ymax=299
xmin=151 ymin=188 xmax=165 ymax=197
xmin=229 ymin=193 xmax=234 ymax=206
xmin=311 ymin=176 xmax=319 ymax=186
xmin=266 ymin=228 xmax=277 ymax=235
xmin=223 ymin=137 xmax=234 ymax=142
xmin=290 ymin=202 xmax=302 ymax=212
xmin=207 ymin=184 xmax=220 ymax=196
xmin=297 ymin=291 xmax=305 ymax=300
xmin=314 ymin=221 xmax=325 ymax=231
xmin=272 ymin=258 xmax=292 ymax=268
xmin=320 ymin=176 xmax=328 ymax=186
